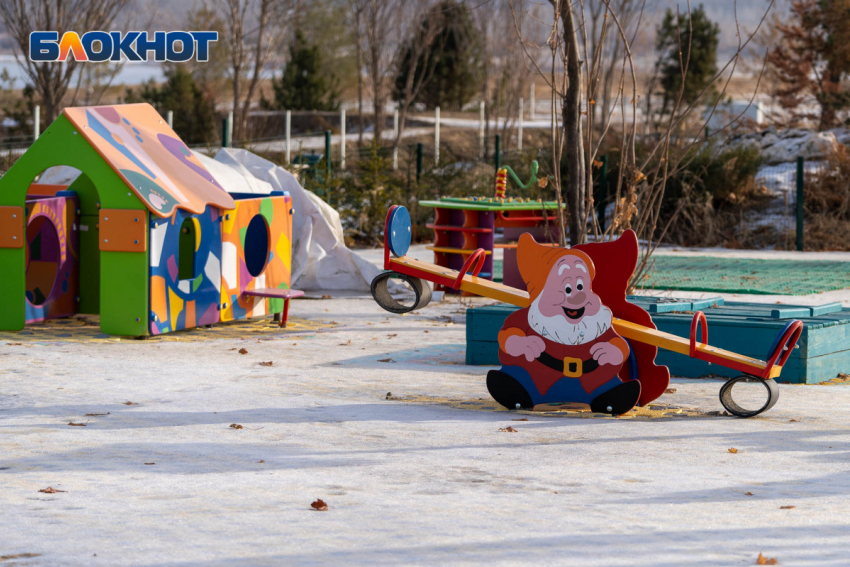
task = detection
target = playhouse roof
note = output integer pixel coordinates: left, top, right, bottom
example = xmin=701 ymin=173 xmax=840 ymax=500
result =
xmin=63 ymin=104 xmax=235 ymax=218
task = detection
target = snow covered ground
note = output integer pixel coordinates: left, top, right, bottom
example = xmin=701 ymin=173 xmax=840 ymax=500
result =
xmin=1 ymin=283 xmax=849 ymax=565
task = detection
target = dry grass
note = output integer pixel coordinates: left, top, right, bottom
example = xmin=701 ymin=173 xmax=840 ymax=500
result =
xmin=803 ymin=147 xmax=850 ymax=251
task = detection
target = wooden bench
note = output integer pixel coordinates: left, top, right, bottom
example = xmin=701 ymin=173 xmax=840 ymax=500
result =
xmin=242 ymin=288 xmax=304 ymax=328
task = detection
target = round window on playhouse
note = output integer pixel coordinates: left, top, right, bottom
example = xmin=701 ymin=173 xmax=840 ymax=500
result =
xmin=244 ymin=214 xmax=270 ymax=278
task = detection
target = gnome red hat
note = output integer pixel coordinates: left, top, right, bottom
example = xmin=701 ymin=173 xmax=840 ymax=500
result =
xmin=517 ymin=233 xmax=596 ymax=301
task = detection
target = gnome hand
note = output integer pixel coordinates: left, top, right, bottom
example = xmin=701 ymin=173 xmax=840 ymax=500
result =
xmin=505 ymin=335 xmax=546 ymax=362
xmin=590 ymin=341 xmax=625 ymax=366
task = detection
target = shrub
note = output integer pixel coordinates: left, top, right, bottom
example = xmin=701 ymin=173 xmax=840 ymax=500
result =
xmin=803 ymin=146 xmax=850 ymax=250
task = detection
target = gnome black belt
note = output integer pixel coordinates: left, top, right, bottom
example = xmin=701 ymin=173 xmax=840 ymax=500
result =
xmin=536 ymin=352 xmax=600 ymax=378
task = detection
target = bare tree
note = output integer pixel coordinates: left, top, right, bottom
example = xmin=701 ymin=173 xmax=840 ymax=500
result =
xmin=216 ymin=0 xmax=290 ymax=142
xmin=348 ymin=0 xmax=366 ymax=145
xmin=587 ymin=0 xmax=646 ymax=134
xmin=476 ymin=1 xmax=539 ymax=155
xmin=392 ymin=2 xmax=449 ymax=151
xmin=511 ymin=0 xmax=774 ymax=287
xmin=0 ymin=0 xmax=129 ymax=125
xmin=351 ymin=0 xmax=405 ymax=144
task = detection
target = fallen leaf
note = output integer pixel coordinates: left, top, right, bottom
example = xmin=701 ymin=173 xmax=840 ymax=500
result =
xmin=789 ymin=419 xmax=799 ymax=423
xmin=85 ymin=412 xmax=110 ymax=416
xmin=6 ymin=342 xmax=22 ymax=346
xmin=745 ymin=491 xmax=754 ymax=496
xmin=664 ymin=388 xmax=677 ymax=394
xmin=387 ymin=334 xmax=397 ymax=338
xmin=258 ymin=460 xmax=265 ymax=463
xmin=339 ymin=340 xmax=352 ymax=346
xmin=123 ymin=401 xmax=138 ymax=406
xmin=260 ymin=361 xmax=273 ymax=367
xmin=499 ymin=426 xmax=518 ymax=432
xmin=728 ymin=448 xmax=738 ymax=454
xmin=512 ymin=418 xmax=529 ymax=422
xmin=230 ymin=423 xmax=244 ymax=429
xmin=144 ymin=463 xmax=155 ymax=465
xmin=424 ymin=330 xmax=429 ymax=333
xmin=238 ymin=348 xmax=248 ymax=355
xmin=756 ymin=552 xmax=779 ymax=565
xmin=311 ymin=498 xmax=328 ymax=511
xmin=322 ymin=294 xmax=332 ymax=299
xmin=780 ymin=505 xmax=796 ymax=509
xmin=377 ymin=358 xmax=396 ymax=363
xmin=68 ymin=422 xmax=86 ymax=427
xmin=38 ymin=487 xmax=66 ymax=493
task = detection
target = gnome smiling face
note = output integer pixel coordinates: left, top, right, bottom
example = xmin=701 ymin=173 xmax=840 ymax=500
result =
xmin=518 ymin=234 xmax=612 ymax=346
xmin=528 ymin=254 xmax=612 ymax=345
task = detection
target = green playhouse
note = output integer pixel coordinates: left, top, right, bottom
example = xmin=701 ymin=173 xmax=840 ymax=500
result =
xmin=0 ymin=103 xmax=300 ymax=337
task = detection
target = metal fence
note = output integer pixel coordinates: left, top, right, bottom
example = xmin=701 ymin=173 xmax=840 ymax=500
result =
xmin=755 ymin=157 xmax=823 ymax=251
xmin=0 ymin=109 xmax=824 ymax=253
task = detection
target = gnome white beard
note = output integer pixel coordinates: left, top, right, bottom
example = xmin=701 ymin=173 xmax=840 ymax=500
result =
xmin=528 ymin=296 xmax=613 ymax=346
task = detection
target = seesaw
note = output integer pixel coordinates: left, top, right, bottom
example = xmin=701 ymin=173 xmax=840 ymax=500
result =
xmin=371 ymin=205 xmax=803 ymax=418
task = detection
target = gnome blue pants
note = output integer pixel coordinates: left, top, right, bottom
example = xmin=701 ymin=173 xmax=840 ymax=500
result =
xmin=498 ymin=365 xmax=623 ymax=405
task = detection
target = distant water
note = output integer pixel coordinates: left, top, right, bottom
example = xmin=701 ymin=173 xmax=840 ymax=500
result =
xmin=0 ymin=55 xmax=165 ymax=86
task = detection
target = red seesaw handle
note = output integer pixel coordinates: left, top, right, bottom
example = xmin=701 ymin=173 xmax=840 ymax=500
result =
xmin=762 ymin=320 xmax=803 ymax=379
xmin=690 ymin=311 xmax=708 ymax=358
xmin=452 ymin=248 xmax=487 ymax=289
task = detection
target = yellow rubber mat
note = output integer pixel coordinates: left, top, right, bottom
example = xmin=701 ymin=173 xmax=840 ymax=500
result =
xmin=1 ymin=315 xmax=335 ymax=344
xmin=386 ymin=394 xmax=722 ymax=420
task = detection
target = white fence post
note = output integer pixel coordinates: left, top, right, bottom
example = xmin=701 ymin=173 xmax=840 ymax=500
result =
xmin=529 ymin=83 xmax=535 ymax=120
xmin=285 ymin=110 xmax=291 ymax=165
xmin=33 ymin=105 xmax=40 ymax=140
xmin=518 ymin=98 xmax=524 ymax=151
xmin=478 ymin=101 xmax=485 ymax=159
xmin=340 ymin=108 xmax=346 ymax=170
xmin=393 ymin=108 xmax=399 ymax=171
xmin=166 ymin=110 xmax=173 ymax=128
xmin=226 ymin=111 xmax=233 ymax=147
xmin=435 ymin=106 xmax=440 ymax=166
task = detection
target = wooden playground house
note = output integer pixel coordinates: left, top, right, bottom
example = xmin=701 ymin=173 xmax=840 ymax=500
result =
xmin=0 ymin=103 xmax=300 ymax=337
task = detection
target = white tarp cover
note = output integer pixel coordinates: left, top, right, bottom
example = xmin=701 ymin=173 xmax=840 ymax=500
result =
xmin=211 ymin=148 xmax=380 ymax=291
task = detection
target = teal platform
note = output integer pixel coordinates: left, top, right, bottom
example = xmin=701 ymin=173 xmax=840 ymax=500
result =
xmin=465 ymin=297 xmax=850 ymax=384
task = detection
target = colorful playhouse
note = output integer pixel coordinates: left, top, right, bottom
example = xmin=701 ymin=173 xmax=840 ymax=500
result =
xmin=0 ymin=103 xmax=301 ymax=337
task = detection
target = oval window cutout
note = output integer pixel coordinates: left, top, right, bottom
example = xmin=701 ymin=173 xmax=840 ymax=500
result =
xmin=244 ymin=214 xmax=270 ymax=278
xmin=26 ymin=216 xmax=60 ymax=306
xmin=178 ymin=217 xmax=197 ymax=280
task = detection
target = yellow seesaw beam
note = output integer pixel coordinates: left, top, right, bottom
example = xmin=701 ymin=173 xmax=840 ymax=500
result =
xmin=389 ymin=256 xmax=779 ymax=378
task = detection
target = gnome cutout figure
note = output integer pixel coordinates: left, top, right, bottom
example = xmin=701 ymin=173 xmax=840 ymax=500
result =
xmin=487 ymin=234 xmax=641 ymax=415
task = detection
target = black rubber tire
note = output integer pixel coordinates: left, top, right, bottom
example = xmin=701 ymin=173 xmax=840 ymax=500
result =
xmin=370 ymin=271 xmax=432 ymax=314
xmin=719 ymin=375 xmax=779 ymax=418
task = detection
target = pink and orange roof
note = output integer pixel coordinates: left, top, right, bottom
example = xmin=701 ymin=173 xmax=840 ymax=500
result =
xmin=63 ymin=103 xmax=235 ymax=217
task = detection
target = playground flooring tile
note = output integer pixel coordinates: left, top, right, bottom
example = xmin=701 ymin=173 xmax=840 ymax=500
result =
xmin=639 ymin=256 xmax=850 ymax=295
xmin=1 ymin=296 xmax=849 ymax=566
xmin=494 ymin=256 xmax=850 ymax=295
